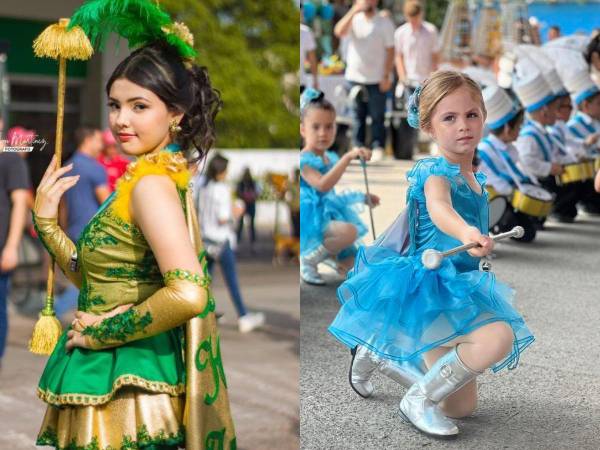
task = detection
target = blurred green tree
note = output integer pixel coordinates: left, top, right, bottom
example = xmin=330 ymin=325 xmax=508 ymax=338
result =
xmin=425 ymin=0 xmax=449 ymax=29
xmin=161 ymin=0 xmax=299 ymax=148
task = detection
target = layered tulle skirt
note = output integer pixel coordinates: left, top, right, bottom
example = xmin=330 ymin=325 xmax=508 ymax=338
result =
xmin=329 ymin=245 xmax=534 ymax=372
xmin=300 ymin=187 xmax=367 ymax=258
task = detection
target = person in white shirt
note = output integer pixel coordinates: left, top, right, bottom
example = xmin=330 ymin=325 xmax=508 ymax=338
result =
xmin=394 ymin=0 xmax=440 ymax=87
xmin=393 ymin=0 xmax=439 ymax=160
xmin=334 ymin=0 xmax=395 ymax=161
xmin=195 ymin=153 xmax=265 ymax=333
xmin=300 ymin=21 xmax=319 ymax=91
xmin=477 ymin=85 xmax=539 ymax=241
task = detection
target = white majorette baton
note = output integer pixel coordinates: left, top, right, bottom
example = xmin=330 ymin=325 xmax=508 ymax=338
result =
xmin=421 ymin=226 xmax=524 ymax=270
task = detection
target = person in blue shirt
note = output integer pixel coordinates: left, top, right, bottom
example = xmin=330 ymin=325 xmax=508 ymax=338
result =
xmin=54 ymin=126 xmax=110 ymax=318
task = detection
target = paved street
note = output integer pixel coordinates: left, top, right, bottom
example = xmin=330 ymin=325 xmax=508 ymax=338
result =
xmin=0 ymin=233 xmax=299 ymax=450
xmin=301 ymin=158 xmax=600 ymax=449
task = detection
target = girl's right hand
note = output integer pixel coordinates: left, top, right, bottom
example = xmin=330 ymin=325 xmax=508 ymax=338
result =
xmin=346 ymin=147 xmax=372 ymax=162
xmin=34 ymin=155 xmax=80 ymax=219
xmin=461 ymin=226 xmax=493 ymax=258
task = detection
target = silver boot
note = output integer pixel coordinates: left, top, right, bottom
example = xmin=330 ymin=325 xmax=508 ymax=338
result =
xmin=300 ymin=245 xmax=329 ymax=285
xmin=399 ymin=347 xmax=481 ymax=438
xmin=349 ymin=346 xmax=424 ymax=398
xmin=349 ymin=346 xmax=377 ymax=397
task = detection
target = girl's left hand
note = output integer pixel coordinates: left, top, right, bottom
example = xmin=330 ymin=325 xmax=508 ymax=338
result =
xmin=67 ymin=304 xmax=134 ymax=351
xmin=461 ymin=226 xmax=494 ymax=258
xmin=365 ymin=193 xmax=380 ymax=207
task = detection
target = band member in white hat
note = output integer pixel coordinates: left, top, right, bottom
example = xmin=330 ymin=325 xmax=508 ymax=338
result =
xmin=565 ymin=69 xmax=600 ymax=153
xmin=562 ymin=69 xmax=600 ymax=213
xmin=513 ymin=71 xmax=579 ymax=222
xmin=477 ymin=85 xmax=538 ymax=241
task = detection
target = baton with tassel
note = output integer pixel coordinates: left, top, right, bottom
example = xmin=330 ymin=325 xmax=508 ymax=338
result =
xmin=28 ymin=19 xmax=93 ymax=355
xmin=359 ymin=157 xmax=376 ymax=240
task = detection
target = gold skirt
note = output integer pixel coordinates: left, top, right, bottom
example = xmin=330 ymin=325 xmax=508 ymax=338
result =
xmin=37 ymin=387 xmax=185 ymax=449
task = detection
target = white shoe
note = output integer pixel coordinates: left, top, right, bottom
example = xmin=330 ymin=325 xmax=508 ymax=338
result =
xmin=238 ymin=312 xmax=265 ymax=333
xmin=371 ymin=147 xmax=385 ymax=162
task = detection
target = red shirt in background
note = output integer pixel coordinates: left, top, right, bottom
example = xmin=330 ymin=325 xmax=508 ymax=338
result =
xmin=97 ymin=154 xmax=130 ymax=192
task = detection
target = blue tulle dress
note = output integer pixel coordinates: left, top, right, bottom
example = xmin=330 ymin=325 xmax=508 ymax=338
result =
xmin=300 ymin=150 xmax=368 ymax=259
xmin=329 ymin=157 xmax=534 ymax=373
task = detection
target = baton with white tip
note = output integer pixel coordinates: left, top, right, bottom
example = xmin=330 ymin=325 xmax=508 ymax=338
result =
xmin=421 ymin=226 xmax=524 ymax=270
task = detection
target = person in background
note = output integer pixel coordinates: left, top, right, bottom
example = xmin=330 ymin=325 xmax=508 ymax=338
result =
xmin=236 ymin=167 xmax=260 ymax=253
xmin=547 ymin=25 xmax=561 ymax=41
xmin=97 ymin=128 xmax=130 ymax=192
xmin=54 ymin=126 xmax=110 ymax=319
xmin=334 ymin=0 xmax=395 ymax=162
xmin=394 ymin=0 xmax=440 ymax=89
xmin=0 ymin=113 xmax=31 ymax=368
xmin=301 ymin=4 xmax=319 ymax=92
xmin=197 ymin=153 xmax=265 ymax=333
xmin=287 ymin=168 xmax=301 ymax=238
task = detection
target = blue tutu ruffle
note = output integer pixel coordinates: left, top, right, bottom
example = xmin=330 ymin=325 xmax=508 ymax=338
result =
xmin=329 ymin=156 xmax=534 ymax=373
xmin=329 ymin=245 xmax=534 ymax=372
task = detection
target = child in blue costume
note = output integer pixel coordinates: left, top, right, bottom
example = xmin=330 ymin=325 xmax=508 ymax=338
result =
xmin=300 ymin=88 xmax=379 ymax=285
xmin=329 ymin=71 xmax=534 ymax=438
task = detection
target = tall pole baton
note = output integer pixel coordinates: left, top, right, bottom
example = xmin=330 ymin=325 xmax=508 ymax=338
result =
xmin=29 ymin=18 xmax=93 ymax=355
xmin=360 ymin=157 xmax=376 ymax=240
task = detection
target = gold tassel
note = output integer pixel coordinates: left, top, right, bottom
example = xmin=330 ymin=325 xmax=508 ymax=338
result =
xmin=33 ymin=18 xmax=93 ymax=61
xmin=29 ymin=296 xmax=63 ymax=355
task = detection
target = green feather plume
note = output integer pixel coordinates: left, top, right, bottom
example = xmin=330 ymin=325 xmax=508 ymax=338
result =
xmin=68 ymin=0 xmax=197 ymax=59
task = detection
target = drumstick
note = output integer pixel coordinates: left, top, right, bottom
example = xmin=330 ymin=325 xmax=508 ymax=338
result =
xmin=360 ymin=157 xmax=376 ymax=240
xmin=421 ymin=226 xmax=524 ymax=270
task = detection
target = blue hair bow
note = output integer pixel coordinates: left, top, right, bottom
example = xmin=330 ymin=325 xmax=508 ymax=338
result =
xmin=300 ymin=87 xmax=325 ymax=112
xmin=407 ymin=85 xmax=422 ymax=129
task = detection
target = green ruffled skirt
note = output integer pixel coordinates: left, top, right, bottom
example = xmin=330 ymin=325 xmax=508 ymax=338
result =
xmin=38 ymin=328 xmax=185 ymax=406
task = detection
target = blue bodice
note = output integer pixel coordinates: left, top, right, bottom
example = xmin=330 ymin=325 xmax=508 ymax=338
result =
xmin=406 ymin=157 xmax=489 ymax=271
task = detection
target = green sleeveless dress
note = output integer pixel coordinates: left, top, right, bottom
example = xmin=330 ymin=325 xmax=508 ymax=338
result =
xmin=34 ymin=150 xmax=235 ymax=450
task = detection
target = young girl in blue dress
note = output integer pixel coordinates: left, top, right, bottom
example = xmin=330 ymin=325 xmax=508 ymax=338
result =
xmin=300 ymin=88 xmax=379 ymax=285
xmin=329 ymin=71 xmax=534 ymax=438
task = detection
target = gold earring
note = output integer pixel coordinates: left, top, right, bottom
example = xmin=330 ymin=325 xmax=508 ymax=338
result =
xmin=169 ymin=119 xmax=182 ymax=135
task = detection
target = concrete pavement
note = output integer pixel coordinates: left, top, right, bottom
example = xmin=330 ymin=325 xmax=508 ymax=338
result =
xmin=300 ymin=158 xmax=600 ymax=449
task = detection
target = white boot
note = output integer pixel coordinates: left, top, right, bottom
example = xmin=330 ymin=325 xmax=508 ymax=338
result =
xmin=399 ymin=347 xmax=481 ymax=438
xmin=300 ymin=245 xmax=329 ymax=285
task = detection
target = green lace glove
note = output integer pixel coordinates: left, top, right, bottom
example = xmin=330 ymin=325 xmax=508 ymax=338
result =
xmin=82 ymin=269 xmax=210 ymax=349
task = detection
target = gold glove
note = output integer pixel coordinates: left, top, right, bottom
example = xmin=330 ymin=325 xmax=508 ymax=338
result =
xmin=82 ymin=269 xmax=209 ymax=349
xmin=33 ymin=214 xmax=82 ymax=288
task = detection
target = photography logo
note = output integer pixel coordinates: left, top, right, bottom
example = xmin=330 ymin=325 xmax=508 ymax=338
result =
xmin=0 ymin=133 xmax=48 ymax=153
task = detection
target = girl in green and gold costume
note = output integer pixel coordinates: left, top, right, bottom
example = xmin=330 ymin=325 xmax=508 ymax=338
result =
xmin=32 ymin=2 xmax=236 ymax=449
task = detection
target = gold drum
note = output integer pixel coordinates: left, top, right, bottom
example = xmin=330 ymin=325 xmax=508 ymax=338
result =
xmin=511 ymin=184 xmax=553 ymax=218
xmin=559 ymin=162 xmax=594 ymax=184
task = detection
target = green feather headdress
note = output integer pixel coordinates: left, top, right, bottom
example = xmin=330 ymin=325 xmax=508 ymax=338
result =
xmin=68 ymin=0 xmax=197 ymax=61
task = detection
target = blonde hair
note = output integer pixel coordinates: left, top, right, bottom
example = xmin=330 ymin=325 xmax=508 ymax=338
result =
xmin=403 ymin=0 xmax=422 ymax=18
xmin=418 ymin=71 xmax=486 ymax=131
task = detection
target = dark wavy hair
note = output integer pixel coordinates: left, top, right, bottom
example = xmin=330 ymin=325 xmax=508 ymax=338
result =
xmin=106 ymin=40 xmax=222 ymax=162
xmin=205 ymin=153 xmax=228 ymax=184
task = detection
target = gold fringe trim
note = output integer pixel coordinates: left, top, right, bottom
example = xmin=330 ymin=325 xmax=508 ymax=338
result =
xmin=112 ymin=151 xmax=190 ymax=223
xmin=33 ymin=18 xmax=94 ymax=60
xmin=37 ymin=374 xmax=185 ymax=406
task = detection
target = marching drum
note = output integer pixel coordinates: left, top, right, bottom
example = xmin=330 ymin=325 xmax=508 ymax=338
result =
xmin=486 ymin=186 xmax=508 ymax=230
xmin=511 ymin=184 xmax=553 ymax=218
xmin=559 ymin=161 xmax=594 ymax=184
